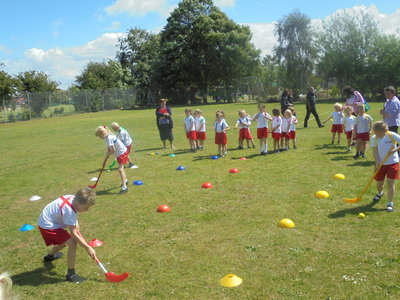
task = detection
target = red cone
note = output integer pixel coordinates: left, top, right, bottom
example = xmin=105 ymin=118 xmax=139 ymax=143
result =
xmin=201 ymin=182 xmax=213 ymax=189
xmin=157 ymin=204 xmax=171 ymax=213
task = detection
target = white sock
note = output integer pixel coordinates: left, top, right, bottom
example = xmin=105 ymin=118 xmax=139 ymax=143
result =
xmin=388 ymin=201 xmax=393 ymax=207
xmin=378 ymin=191 xmax=384 ymax=196
xmin=264 ymin=144 xmax=268 ymax=153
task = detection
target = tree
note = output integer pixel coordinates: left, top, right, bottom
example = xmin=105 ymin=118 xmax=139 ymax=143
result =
xmin=117 ymin=28 xmax=160 ymax=105
xmin=17 ymin=70 xmax=59 ymax=117
xmin=0 ymin=69 xmax=20 ymax=111
xmin=274 ymin=10 xmax=316 ymax=93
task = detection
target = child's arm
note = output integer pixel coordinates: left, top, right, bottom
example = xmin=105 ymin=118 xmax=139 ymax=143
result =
xmin=234 ymin=121 xmax=240 ymax=129
xmin=68 ymin=226 xmax=96 ymax=258
xmin=251 ymin=113 xmax=259 ymax=122
xmin=224 ymin=125 xmax=230 ymax=132
xmin=106 ymin=145 xmax=115 ymax=158
xmin=372 ymin=146 xmax=379 ymax=171
xmin=323 ymin=116 xmax=332 ymax=124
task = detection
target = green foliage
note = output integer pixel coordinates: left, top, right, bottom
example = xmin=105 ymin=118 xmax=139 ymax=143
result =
xmin=7 ymin=112 xmax=15 ymax=123
xmin=0 ymin=70 xmax=20 ymax=110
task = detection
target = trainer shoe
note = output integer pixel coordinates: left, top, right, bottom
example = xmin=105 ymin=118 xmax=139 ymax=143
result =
xmin=43 ymin=252 xmax=64 ymax=262
xmin=353 ymin=153 xmax=360 ymax=159
xmin=237 ymin=146 xmax=243 ymax=150
xmin=387 ymin=205 xmax=394 ymax=212
xmin=66 ymin=274 xmax=85 ymax=284
xmin=318 ymin=125 xmax=325 ymax=128
xmin=372 ymin=193 xmax=383 ymax=202
xmin=119 ymin=187 xmax=128 ymax=194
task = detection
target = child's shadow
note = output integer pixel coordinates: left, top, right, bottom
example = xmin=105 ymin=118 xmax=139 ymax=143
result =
xmin=11 ymin=263 xmax=63 ymax=286
xmin=347 ymin=161 xmax=375 ymax=167
xmin=328 ymin=201 xmax=386 ymax=219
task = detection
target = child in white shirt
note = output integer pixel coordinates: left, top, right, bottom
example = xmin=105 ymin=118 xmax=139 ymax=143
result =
xmin=271 ymin=108 xmax=282 ymax=154
xmin=184 ymin=108 xmax=197 ymax=152
xmin=353 ymin=103 xmax=373 ymax=159
xmin=111 ymin=122 xmax=137 ymax=169
xmin=323 ymin=102 xmax=344 ymax=144
xmin=194 ymin=109 xmax=206 ymax=150
xmin=288 ymin=107 xmax=298 ymax=149
xmin=252 ymin=103 xmax=272 ymax=155
xmin=235 ymin=109 xmax=255 ymax=149
xmin=215 ymin=111 xmax=230 ymax=157
xmin=343 ymin=106 xmax=356 ymax=153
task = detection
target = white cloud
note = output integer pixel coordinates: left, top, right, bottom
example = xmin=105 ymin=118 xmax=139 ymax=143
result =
xmin=107 ymin=21 xmax=121 ymax=30
xmin=215 ymin=0 xmax=236 ymax=8
xmin=105 ymin=0 xmax=173 ymax=16
xmin=0 ymin=45 xmax=12 ymax=55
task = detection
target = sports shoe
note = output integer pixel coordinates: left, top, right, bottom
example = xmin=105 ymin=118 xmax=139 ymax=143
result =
xmin=372 ymin=193 xmax=383 ymax=202
xmin=294 ymin=145 xmax=297 ymax=149
xmin=128 ymin=163 xmax=139 ymax=169
xmin=43 ymin=252 xmax=63 ymax=262
xmin=119 ymin=187 xmax=128 ymax=194
xmin=237 ymin=146 xmax=244 ymax=150
xmin=318 ymin=125 xmax=325 ymax=128
xmin=387 ymin=205 xmax=394 ymax=212
xmin=353 ymin=153 xmax=360 ymax=159
xmin=346 ymin=148 xmax=351 ymax=153
xmin=66 ymin=274 xmax=85 ymax=284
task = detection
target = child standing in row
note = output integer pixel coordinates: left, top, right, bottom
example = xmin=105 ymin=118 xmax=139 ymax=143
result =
xmin=95 ymin=126 xmax=129 ymax=194
xmin=235 ymin=110 xmax=255 ymax=149
xmin=343 ymin=106 xmax=356 ymax=153
xmin=111 ymin=122 xmax=137 ymax=169
xmin=353 ymin=103 xmax=373 ymax=159
xmin=323 ymin=103 xmax=344 ymax=144
xmin=252 ymin=103 xmax=272 ymax=155
xmin=288 ymin=108 xmax=298 ymax=149
xmin=271 ymin=108 xmax=282 ymax=154
xmin=194 ymin=109 xmax=206 ymax=150
xmin=215 ymin=111 xmax=230 ymax=157
xmin=281 ymin=109 xmax=292 ymax=150
xmin=184 ymin=108 xmax=197 ymax=152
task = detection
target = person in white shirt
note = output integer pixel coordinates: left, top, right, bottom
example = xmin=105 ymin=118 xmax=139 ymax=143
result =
xmin=184 ymin=108 xmax=197 ymax=152
xmin=323 ymin=102 xmax=344 ymax=144
xmin=371 ymin=121 xmax=400 ymax=212
xmin=95 ymin=126 xmax=129 ymax=194
xmin=235 ymin=109 xmax=255 ymax=149
xmin=288 ymin=108 xmax=298 ymax=149
xmin=111 ymin=122 xmax=137 ymax=169
xmin=214 ymin=111 xmax=230 ymax=157
xmin=343 ymin=106 xmax=356 ymax=153
xmin=271 ymin=108 xmax=282 ymax=154
xmin=281 ymin=110 xmax=292 ymax=150
xmin=353 ymin=104 xmax=373 ymax=159
xmin=194 ymin=109 xmax=206 ymax=150
xmin=38 ymin=188 xmax=96 ymax=283
xmin=252 ymin=103 xmax=272 ymax=155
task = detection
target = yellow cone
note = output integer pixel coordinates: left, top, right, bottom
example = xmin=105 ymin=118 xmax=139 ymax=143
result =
xmin=358 ymin=213 xmax=366 ymax=219
xmin=334 ymin=174 xmax=345 ymax=180
xmin=278 ymin=218 xmax=295 ymax=229
xmin=315 ymin=191 xmax=329 ymax=199
xmin=219 ymin=274 xmax=242 ymax=287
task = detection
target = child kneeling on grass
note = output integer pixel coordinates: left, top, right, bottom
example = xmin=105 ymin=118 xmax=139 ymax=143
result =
xmin=95 ymin=126 xmax=129 ymax=194
xmin=371 ymin=121 xmax=400 ymax=212
xmin=38 ymin=188 xmax=96 ymax=283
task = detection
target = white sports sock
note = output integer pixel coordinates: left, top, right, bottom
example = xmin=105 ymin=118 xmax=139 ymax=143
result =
xmin=388 ymin=201 xmax=393 ymax=206
xmin=264 ymin=143 xmax=268 ymax=153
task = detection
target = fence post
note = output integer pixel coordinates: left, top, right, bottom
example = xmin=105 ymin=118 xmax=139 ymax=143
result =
xmin=27 ymin=92 xmax=32 ymax=120
xmin=2 ymin=97 xmax=6 ymax=123
xmin=48 ymin=92 xmax=52 ymax=117
xmin=85 ymin=90 xmax=89 ymax=109
xmin=102 ymin=94 xmax=105 ymax=111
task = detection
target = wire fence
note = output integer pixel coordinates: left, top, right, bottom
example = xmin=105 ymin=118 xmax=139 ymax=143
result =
xmin=1 ymin=87 xmax=138 ymax=123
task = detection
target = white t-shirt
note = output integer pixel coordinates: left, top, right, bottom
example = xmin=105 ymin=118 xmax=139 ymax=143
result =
xmin=38 ymin=195 xmax=77 ymax=229
xmin=237 ymin=117 xmax=251 ymax=128
xmin=106 ymin=134 xmax=127 ymax=158
xmin=118 ymin=128 xmax=132 ymax=147
xmin=272 ymin=116 xmax=282 ymax=133
xmin=281 ymin=117 xmax=291 ymax=133
xmin=331 ymin=111 xmax=344 ymax=125
xmin=184 ymin=116 xmax=195 ymax=132
xmin=215 ymin=119 xmax=229 ymax=133
xmin=289 ymin=116 xmax=298 ymax=132
xmin=355 ymin=114 xmax=373 ymax=133
xmin=252 ymin=112 xmax=271 ymax=128
xmin=195 ymin=116 xmax=206 ymax=132
xmin=371 ymin=132 xmax=400 ymax=165
xmin=344 ymin=116 xmax=356 ymax=132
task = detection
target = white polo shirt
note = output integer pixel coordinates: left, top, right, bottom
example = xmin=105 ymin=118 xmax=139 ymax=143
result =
xmin=195 ymin=116 xmax=206 ymax=132
xmin=106 ymin=134 xmax=127 ymax=158
xmin=371 ymin=132 xmax=400 ymax=165
xmin=281 ymin=117 xmax=291 ymax=133
xmin=289 ymin=116 xmax=297 ymax=132
xmin=237 ymin=117 xmax=251 ymax=128
xmin=253 ymin=112 xmax=271 ymax=128
xmin=184 ymin=116 xmax=195 ymax=132
xmin=272 ymin=116 xmax=282 ymax=133
xmin=215 ymin=120 xmax=229 ymax=133
xmin=38 ymin=195 xmax=77 ymax=229
xmin=355 ymin=114 xmax=373 ymax=133
xmin=118 ymin=128 xmax=132 ymax=147
xmin=331 ymin=111 xmax=344 ymax=125
xmin=344 ymin=116 xmax=356 ymax=132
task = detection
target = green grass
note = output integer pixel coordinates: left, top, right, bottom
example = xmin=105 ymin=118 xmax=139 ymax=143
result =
xmin=1 ymin=102 xmax=400 ymax=299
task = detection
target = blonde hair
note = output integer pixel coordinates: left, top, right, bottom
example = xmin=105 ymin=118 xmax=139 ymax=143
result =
xmin=372 ymin=121 xmax=388 ymax=132
xmin=238 ymin=109 xmax=246 ymax=115
xmin=284 ymin=109 xmax=292 ymax=118
xmin=75 ymin=188 xmax=96 ymax=206
xmin=111 ymin=122 xmax=120 ymax=131
xmin=194 ymin=109 xmax=202 ymax=115
xmin=334 ymin=102 xmax=343 ymax=110
xmin=344 ymin=106 xmax=353 ymax=114
xmin=0 ymin=272 xmax=13 ymax=300
xmin=356 ymin=103 xmax=365 ymax=111
xmin=95 ymin=126 xmax=111 ymax=138
xmin=216 ymin=110 xmax=225 ymax=118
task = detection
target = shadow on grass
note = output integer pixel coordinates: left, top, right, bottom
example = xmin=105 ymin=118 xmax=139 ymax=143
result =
xmin=231 ymin=153 xmax=261 ymax=160
xmin=12 ymin=263 xmax=63 ymax=286
xmin=192 ymin=155 xmax=215 ymax=161
xmin=96 ymin=188 xmax=115 ymax=196
xmin=328 ymin=201 xmax=386 ymax=219
xmin=135 ymin=147 xmax=162 ymax=153
xmin=331 ymin=156 xmax=353 ymax=161
xmin=347 ymin=161 xmax=375 ymax=167
xmin=324 ymin=151 xmax=347 ymax=155
xmin=315 ymin=144 xmax=345 ymax=150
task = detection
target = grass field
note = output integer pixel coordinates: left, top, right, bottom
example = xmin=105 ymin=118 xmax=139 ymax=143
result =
xmin=1 ymin=102 xmax=400 ymax=300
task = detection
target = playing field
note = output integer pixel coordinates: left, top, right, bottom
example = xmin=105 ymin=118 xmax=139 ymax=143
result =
xmin=1 ymin=102 xmax=399 ymax=299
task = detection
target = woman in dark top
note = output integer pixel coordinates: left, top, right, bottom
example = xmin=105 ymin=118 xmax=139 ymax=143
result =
xmin=155 ymin=99 xmax=175 ymax=149
xmin=304 ymin=87 xmax=324 ymax=128
xmin=280 ymin=89 xmax=293 ymax=115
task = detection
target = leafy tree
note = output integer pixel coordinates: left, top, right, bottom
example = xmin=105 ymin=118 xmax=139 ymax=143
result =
xmin=274 ymin=10 xmax=317 ymax=92
xmin=0 ymin=69 xmax=20 ymax=111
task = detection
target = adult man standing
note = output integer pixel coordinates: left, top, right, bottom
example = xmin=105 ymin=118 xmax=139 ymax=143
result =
xmin=380 ymin=86 xmax=400 ymax=133
xmin=304 ymin=87 xmax=324 ymax=128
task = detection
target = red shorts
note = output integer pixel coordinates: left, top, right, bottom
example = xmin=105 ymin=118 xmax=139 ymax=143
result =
xmin=257 ymin=128 xmax=268 ymax=139
xmin=345 ymin=131 xmax=353 ymax=140
xmin=39 ymin=226 xmax=71 ymax=246
xmin=331 ymin=124 xmax=343 ymax=133
xmin=239 ymin=128 xmax=252 ymax=140
xmin=272 ymin=132 xmax=281 ymax=141
xmin=281 ymin=132 xmax=290 ymax=139
xmin=117 ymin=150 xmax=129 ymax=165
xmin=374 ymin=163 xmax=399 ymax=181
xmin=356 ymin=132 xmax=370 ymax=141
xmin=215 ymin=132 xmax=227 ymax=145
xmin=289 ymin=131 xmax=296 ymax=139
xmin=186 ymin=131 xmax=196 ymax=140
xmin=126 ymin=144 xmax=132 ymax=154
xmin=196 ymin=132 xmax=206 ymax=140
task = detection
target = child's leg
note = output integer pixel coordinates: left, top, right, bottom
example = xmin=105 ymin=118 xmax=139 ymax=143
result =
xmin=361 ymin=141 xmax=366 ymax=153
xmin=264 ymin=138 xmax=268 ymax=153
xmin=347 ymin=137 xmax=351 ymax=149
xmin=48 ymin=243 xmax=66 ymax=256
xmin=218 ymin=144 xmax=222 ymax=155
xmin=251 ymin=138 xmax=255 ymax=147
xmin=387 ymin=178 xmax=395 ymax=204
xmin=118 ymin=164 xmax=127 ymax=188
xmin=169 ymin=140 xmax=175 ymax=149
xmin=200 ymin=139 xmax=204 ymax=148
xmin=127 ymin=155 xmax=133 ymax=165
xmin=223 ymin=144 xmax=227 ymax=154
xmin=337 ymin=133 xmax=341 ymax=143
xmin=286 ymin=137 xmax=289 ymax=148
xmin=292 ymin=138 xmax=296 ymax=148
xmin=331 ymin=132 xmax=336 ymax=143
xmin=66 ymin=238 xmax=77 ymax=270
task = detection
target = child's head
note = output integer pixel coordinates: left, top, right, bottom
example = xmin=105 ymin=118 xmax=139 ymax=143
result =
xmin=184 ymin=108 xmax=192 ymax=116
xmin=272 ymin=108 xmax=280 ymax=116
xmin=216 ymin=110 xmax=225 ymax=118
xmin=216 ymin=112 xmax=223 ymax=121
xmin=0 ymin=272 xmax=12 ymax=300
xmin=344 ymin=106 xmax=353 ymax=116
xmin=288 ymin=105 xmax=295 ymax=114
xmin=111 ymin=122 xmax=121 ymax=132
xmin=333 ymin=103 xmax=343 ymax=112
xmin=373 ymin=121 xmax=388 ymax=138
xmin=284 ymin=109 xmax=292 ymax=118
xmin=95 ymin=126 xmax=111 ymax=139
xmin=238 ymin=109 xmax=246 ymax=118
xmin=74 ymin=188 xmax=96 ymax=212
xmin=258 ymin=103 xmax=265 ymax=112
xmin=194 ymin=109 xmax=202 ymax=117
xmin=159 ymin=98 xmax=168 ymax=106
xmin=356 ymin=103 xmax=365 ymax=115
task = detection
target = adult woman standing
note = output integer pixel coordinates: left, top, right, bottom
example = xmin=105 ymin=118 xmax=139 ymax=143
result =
xmin=343 ymin=86 xmax=365 ymax=113
xmin=380 ymin=86 xmax=400 ymax=133
xmin=156 ymin=99 xmax=175 ymax=149
xmin=280 ymin=89 xmax=293 ymax=115
xmin=303 ymin=87 xmax=324 ymax=128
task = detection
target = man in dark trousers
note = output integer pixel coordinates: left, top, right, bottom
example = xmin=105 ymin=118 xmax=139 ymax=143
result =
xmin=304 ymin=87 xmax=324 ymax=128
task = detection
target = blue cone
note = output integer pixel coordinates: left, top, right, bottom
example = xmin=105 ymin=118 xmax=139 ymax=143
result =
xmin=176 ymin=166 xmax=186 ymax=171
xmin=20 ymin=224 xmax=34 ymax=231
xmin=169 ymin=154 xmax=176 ymax=157
xmin=211 ymin=155 xmax=219 ymax=160
xmin=133 ymin=180 xmax=144 ymax=186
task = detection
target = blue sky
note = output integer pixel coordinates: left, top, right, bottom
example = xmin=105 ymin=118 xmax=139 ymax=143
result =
xmin=1 ymin=0 xmax=399 ymax=89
